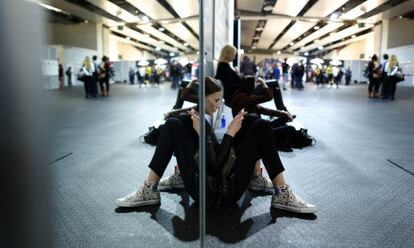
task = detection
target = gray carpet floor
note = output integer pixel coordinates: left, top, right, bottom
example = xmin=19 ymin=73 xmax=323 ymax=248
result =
xmin=47 ymin=82 xmax=414 ymax=248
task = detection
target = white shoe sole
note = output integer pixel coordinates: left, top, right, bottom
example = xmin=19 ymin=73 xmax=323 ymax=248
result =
xmin=271 ymin=203 xmax=317 ymax=214
xmin=115 ymin=199 xmax=160 ymax=208
xmin=158 ymin=184 xmax=185 ymax=191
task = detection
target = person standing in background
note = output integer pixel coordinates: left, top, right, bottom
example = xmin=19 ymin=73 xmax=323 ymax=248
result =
xmin=65 ymin=67 xmax=72 ymax=87
xmin=81 ymin=56 xmax=95 ymax=98
xmin=383 ymin=55 xmax=401 ymax=100
xmin=281 ymin=58 xmax=289 ymax=90
xmin=240 ymin=56 xmax=257 ymax=77
xmin=345 ymin=67 xmax=352 ymax=85
xmin=380 ymin=54 xmax=389 ymax=98
xmin=58 ymin=63 xmax=64 ymax=90
xmin=367 ymin=55 xmax=381 ymax=98
xmin=129 ymin=66 xmax=135 ymax=85
xmin=90 ymin=55 xmax=99 ymax=97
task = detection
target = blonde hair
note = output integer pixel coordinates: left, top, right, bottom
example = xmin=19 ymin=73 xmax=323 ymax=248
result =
xmin=388 ymin=54 xmax=398 ymax=69
xmin=218 ymin=45 xmax=237 ymax=62
xmin=83 ymin=56 xmax=91 ymax=70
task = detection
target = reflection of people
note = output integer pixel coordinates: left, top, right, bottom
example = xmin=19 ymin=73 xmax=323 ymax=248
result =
xmin=116 ymin=77 xmax=317 ymax=214
xmin=215 ymin=45 xmax=242 ymax=107
xmin=240 ymin=56 xmax=256 ymax=76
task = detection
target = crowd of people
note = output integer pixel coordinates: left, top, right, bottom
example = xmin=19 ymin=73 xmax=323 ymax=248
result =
xmin=116 ymin=44 xmax=318 ymax=215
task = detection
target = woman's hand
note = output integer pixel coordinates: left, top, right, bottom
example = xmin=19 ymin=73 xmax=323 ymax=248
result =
xmin=283 ymin=111 xmax=294 ymax=121
xmin=226 ymin=109 xmax=247 ymax=137
xmin=188 ymin=109 xmax=200 ymax=135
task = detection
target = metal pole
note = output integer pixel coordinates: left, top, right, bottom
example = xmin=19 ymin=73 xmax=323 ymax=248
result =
xmin=198 ymin=0 xmax=206 ymax=247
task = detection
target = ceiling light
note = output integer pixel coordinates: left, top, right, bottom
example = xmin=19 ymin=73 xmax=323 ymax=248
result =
xmin=158 ymin=27 xmax=165 ymax=32
xmin=155 ymin=47 xmax=161 ymax=51
xmin=313 ymin=26 xmax=320 ymax=30
xmin=351 ymin=35 xmax=357 ymax=38
xmin=169 ymin=52 xmax=175 ymax=56
xmin=318 ymin=46 xmax=324 ymax=50
xmin=329 ymin=32 xmax=336 ymax=36
xmin=84 ymin=20 xmax=89 ymax=23
xmin=314 ymin=39 xmax=321 ymax=43
xmin=399 ymin=16 xmax=403 ymax=19
xmin=37 ymin=2 xmax=64 ymax=13
xmin=141 ymin=15 xmax=149 ymax=22
xmin=197 ymin=51 xmax=199 ymax=55
xmin=183 ymin=43 xmax=189 ymax=47
xmin=330 ymin=12 xmax=339 ymax=20
xmin=252 ymin=46 xmax=257 ymax=49
xmin=304 ymin=52 xmax=309 ymax=56
xmin=289 ymin=42 xmax=295 ymax=46
xmin=263 ymin=5 xmax=274 ymax=12
xmin=126 ymin=36 xmax=131 ymax=40
xmin=253 ymin=36 xmax=260 ymax=40
xmin=255 ymin=27 xmax=264 ymax=31
xmin=277 ymin=51 xmax=281 ymax=55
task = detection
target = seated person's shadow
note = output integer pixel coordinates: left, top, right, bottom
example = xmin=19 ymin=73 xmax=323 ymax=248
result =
xmin=115 ymin=190 xmax=317 ymax=244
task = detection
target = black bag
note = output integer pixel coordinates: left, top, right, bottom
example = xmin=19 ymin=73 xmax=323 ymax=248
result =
xmin=395 ymin=72 xmax=405 ymax=83
xmin=140 ymin=125 xmax=163 ymax=146
xmin=273 ymin=126 xmax=316 ymax=152
xmin=290 ymin=128 xmax=316 ymax=149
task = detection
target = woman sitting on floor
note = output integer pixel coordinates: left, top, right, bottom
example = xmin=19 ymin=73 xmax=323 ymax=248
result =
xmin=116 ymin=77 xmax=316 ymax=214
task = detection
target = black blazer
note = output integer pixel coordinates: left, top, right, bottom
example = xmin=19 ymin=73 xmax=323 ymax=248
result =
xmin=215 ymin=62 xmax=242 ymax=107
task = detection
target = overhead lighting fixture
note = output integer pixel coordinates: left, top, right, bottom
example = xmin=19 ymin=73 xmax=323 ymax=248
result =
xmin=37 ymin=2 xmax=64 ymax=13
xmin=330 ymin=12 xmax=339 ymax=20
xmin=196 ymin=51 xmax=199 ymax=55
xmin=277 ymin=51 xmax=281 ymax=55
xmin=253 ymin=36 xmax=260 ymax=40
xmin=304 ymin=52 xmax=309 ymax=56
xmin=169 ymin=52 xmax=175 ymax=56
xmin=252 ymin=46 xmax=257 ymax=49
xmin=399 ymin=16 xmax=403 ymax=19
xmin=155 ymin=47 xmax=161 ymax=51
xmin=158 ymin=27 xmax=165 ymax=32
xmin=351 ymin=34 xmax=357 ymax=38
xmin=126 ymin=36 xmax=131 ymax=40
xmin=141 ymin=15 xmax=149 ymax=22
xmin=314 ymin=39 xmax=321 ymax=43
xmin=255 ymin=27 xmax=264 ymax=31
xmin=84 ymin=20 xmax=89 ymax=23
xmin=313 ymin=26 xmax=320 ymax=30
xmin=318 ymin=46 xmax=324 ymax=50
xmin=329 ymin=32 xmax=336 ymax=36
xmin=183 ymin=43 xmax=189 ymax=47
xmin=289 ymin=42 xmax=295 ymax=46
xmin=263 ymin=5 xmax=274 ymax=12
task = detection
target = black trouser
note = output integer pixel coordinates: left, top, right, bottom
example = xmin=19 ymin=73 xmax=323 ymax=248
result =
xmin=272 ymin=83 xmax=288 ymax=111
xmin=148 ymin=116 xmax=285 ymax=205
xmin=149 ymin=117 xmax=200 ymax=201
xmin=258 ymin=82 xmax=288 ymax=111
xmin=90 ymin=75 xmax=98 ymax=96
xmin=83 ymin=76 xmax=92 ymax=97
xmin=388 ymin=76 xmax=398 ymax=97
xmin=99 ymin=77 xmax=110 ymax=93
xmin=230 ymin=116 xmax=285 ymax=202
xmin=172 ymin=88 xmax=184 ymax=109
xmin=368 ymin=77 xmax=380 ymax=94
